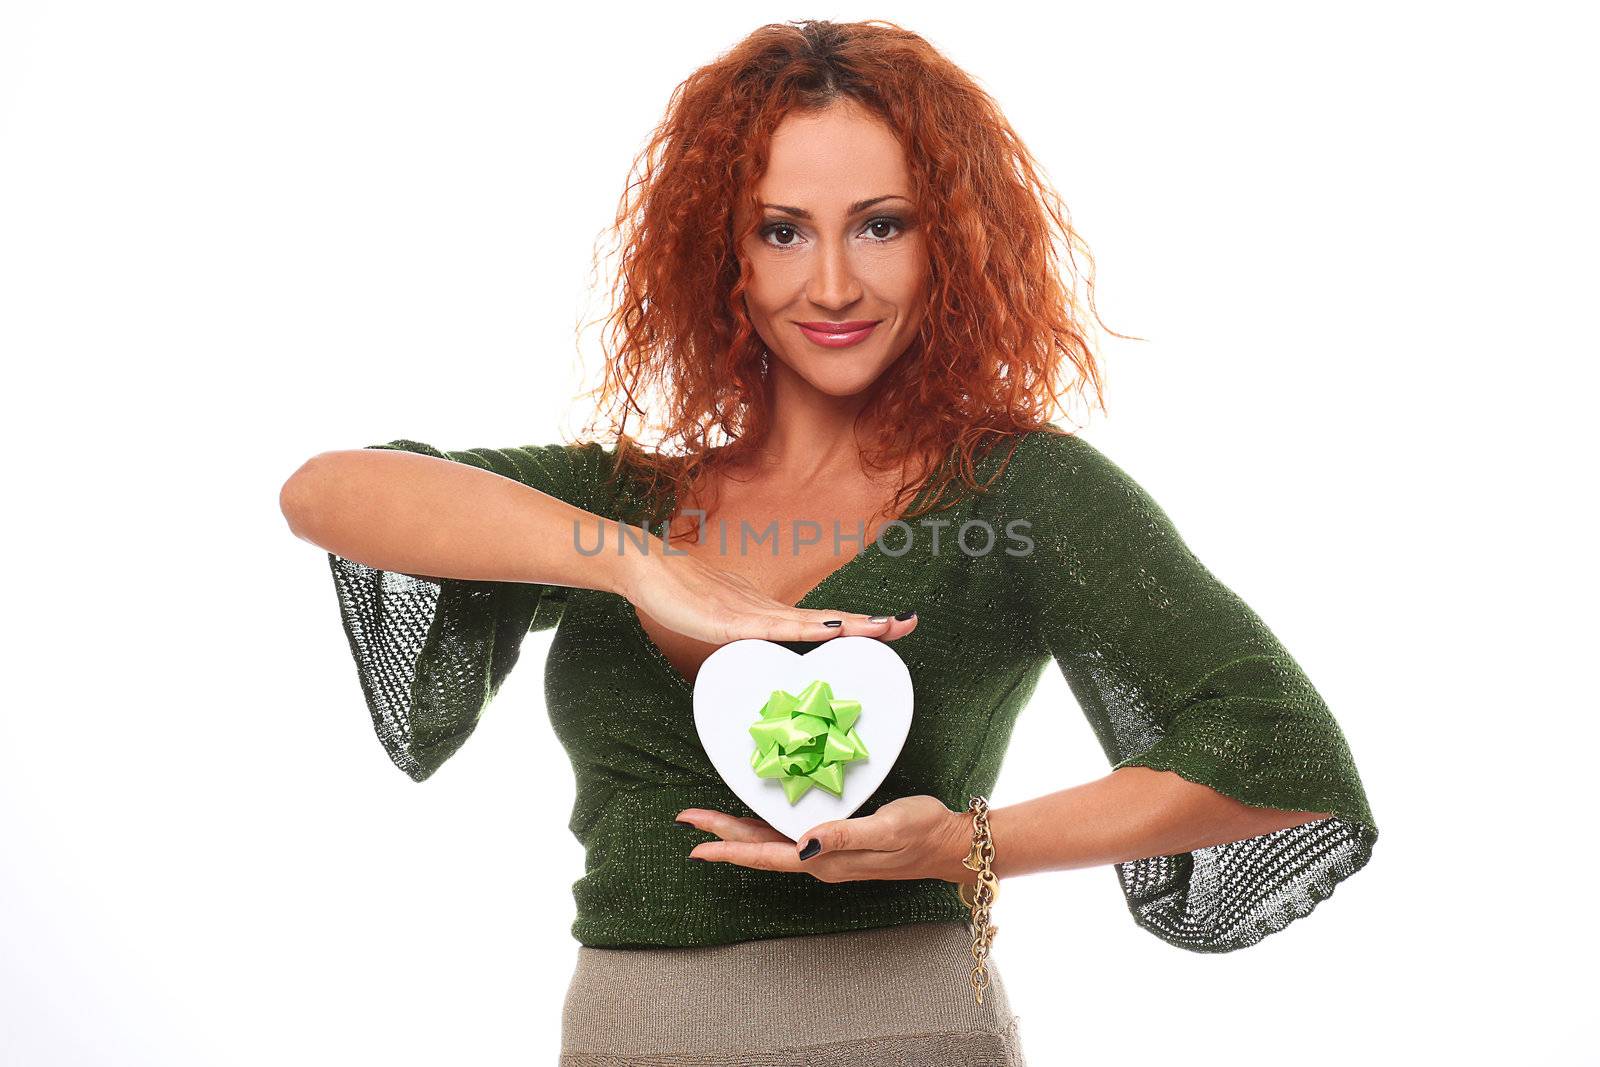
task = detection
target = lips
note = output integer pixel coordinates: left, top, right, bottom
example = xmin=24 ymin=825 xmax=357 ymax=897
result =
xmin=796 ymin=321 xmax=879 ymax=348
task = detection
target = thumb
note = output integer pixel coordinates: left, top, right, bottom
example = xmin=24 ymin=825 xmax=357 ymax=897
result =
xmin=795 ymin=812 xmax=897 ymax=860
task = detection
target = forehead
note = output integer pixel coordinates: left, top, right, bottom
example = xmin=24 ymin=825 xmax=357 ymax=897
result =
xmin=757 ymin=102 xmax=911 ymax=208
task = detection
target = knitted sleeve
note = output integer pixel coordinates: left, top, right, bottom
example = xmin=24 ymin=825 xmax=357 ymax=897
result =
xmin=1008 ymin=430 xmax=1378 ymax=952
xmin=325 ymin=439 xmax=607 ymax=783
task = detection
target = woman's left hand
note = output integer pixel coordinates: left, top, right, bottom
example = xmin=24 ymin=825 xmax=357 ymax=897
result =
xmin=675 ymin=795 xmax=972 ymax=884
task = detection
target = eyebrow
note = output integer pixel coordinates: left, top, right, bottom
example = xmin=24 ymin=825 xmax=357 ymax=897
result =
xmin=760 ymin=195 xmax=909 ymax=220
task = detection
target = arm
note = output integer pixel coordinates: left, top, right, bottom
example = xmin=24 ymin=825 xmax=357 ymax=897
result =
xmin=280 ymin=445 xmax=636 ymax=596
xmin=1003 ymin=430 xmax=1377 ymax=951
xmin=968 ymin=767 xmax=1330 ymax=880
xmin=291 ymin=437 xmax=630 ymax=782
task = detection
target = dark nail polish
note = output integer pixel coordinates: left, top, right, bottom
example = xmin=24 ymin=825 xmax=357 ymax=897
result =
xmin=674 ymin=819 xmax=695 ymax=828
xmin=822 ymin=620 xmax=842 ymax=628
xmin=866 ymin=615 xmax=889 ymax=623
xmin=893 ymin=609 xmax=916 ymax=621
xmin=798 ymin=838 xmax=821 ymax=860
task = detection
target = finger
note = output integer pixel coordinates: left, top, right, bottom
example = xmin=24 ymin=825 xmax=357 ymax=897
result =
xmin=875 ymin=610 xmax=918 ymax=641
xmin=693 ymin=839 xmax=924 ymax=883
xmin=676 ymin=808 xmax=788 ymax=843
xmin=755 ymin=610 xmax=889 ymax=643
xmin=800 ymin=607 xmax=928 ymax=643
xmin=690 ymin=839 xmax=807 ymax=871
xmin=794 ymin=811 xmax=906 ymax=859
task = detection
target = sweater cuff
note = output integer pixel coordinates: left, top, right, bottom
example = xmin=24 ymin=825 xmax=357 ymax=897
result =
xmin=1107 ymin=656 xmax=1379 ymax=952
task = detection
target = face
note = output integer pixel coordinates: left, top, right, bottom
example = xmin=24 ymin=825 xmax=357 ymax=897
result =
xmin=737 ymin=99 xmax=929 ymax=400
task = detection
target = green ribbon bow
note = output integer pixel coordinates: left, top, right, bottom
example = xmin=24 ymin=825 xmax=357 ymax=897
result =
xmin=748 ymin=679 xmax=870 ymax=804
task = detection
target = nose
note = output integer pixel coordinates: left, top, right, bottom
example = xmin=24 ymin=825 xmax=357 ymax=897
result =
xmin=805 ymin=232 xmax=864 ymax=310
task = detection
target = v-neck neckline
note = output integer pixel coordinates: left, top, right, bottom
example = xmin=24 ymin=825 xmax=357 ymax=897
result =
xmin=619 ymin=539 xmax=885 ymax=695
xmin=615 ymin=446 xmax=955 ymax=695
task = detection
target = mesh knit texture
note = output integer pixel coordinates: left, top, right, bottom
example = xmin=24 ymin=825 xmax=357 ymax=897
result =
xmin=325 ymin=428 xmax=1378 ymax=952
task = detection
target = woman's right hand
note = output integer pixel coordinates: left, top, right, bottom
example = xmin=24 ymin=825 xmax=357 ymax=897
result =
xmin=615 ymin=542 xmax=917 ymax=647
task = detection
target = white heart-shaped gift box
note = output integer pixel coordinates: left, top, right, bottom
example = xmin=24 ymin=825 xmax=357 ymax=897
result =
xmin=692 ymin=636 xmax=914 ymax=842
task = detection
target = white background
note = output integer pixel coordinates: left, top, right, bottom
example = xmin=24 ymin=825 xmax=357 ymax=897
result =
xmin=3 ymin=2 xmax=1594 ymax=1063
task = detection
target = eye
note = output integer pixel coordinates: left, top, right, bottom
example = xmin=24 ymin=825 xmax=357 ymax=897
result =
xmin=756 ymin=215 xmax=910 ymax=250
xmin=760 ymin=222 xmax=802 ymax=248
xmin=862 ymin=216 xmax=905 ymax=242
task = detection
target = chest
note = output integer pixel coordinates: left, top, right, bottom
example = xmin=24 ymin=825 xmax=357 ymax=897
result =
xmin=631 ymin=478 xmax=913 ymax=685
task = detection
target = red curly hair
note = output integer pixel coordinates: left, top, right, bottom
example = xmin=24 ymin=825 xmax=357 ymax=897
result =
xmin=571 ymin=18 xmax=1135 ymax=541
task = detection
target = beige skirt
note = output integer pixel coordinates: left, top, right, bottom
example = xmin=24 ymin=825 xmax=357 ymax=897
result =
xmin=559 ymin=919 xmax=1027 ymax=1066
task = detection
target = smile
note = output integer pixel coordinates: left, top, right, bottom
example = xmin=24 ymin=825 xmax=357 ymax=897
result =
xmin=796 ymin=321 xmax=879 ymax=348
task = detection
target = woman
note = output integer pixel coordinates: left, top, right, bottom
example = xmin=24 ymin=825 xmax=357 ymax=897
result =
xmin=281 ymin=19 xmax=1378 ymax=1066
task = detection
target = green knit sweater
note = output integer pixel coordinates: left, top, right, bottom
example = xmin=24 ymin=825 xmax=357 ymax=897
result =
xmin=324 ymin=427 xmax=1377 ymax=952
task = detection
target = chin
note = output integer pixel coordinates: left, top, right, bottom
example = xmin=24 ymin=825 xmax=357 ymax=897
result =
xmin=795 ymin=367 xmax=886 ymax=398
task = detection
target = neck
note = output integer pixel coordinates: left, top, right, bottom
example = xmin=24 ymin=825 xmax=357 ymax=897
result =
xmin=747 ymin=358 xmax=882 ymax=482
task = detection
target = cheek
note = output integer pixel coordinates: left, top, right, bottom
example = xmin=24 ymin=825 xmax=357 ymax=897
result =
xmin=878 ymin=241 xmax=928 ymax=300
xmin=908 ymin=237 xmax=931 ymax=294
xmin=890 ymin=259 xmax=930 ymax=322
xmin=739 ymin=254 xmax=796 ymax=313
xmin=747 ymin=268 xmax=786 ymax=308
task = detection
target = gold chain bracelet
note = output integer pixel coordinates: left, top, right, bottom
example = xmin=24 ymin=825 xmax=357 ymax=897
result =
xmin=956 ymin=794 xmax=999 ymax=1005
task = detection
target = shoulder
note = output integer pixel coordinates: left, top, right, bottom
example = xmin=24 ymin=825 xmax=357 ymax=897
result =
xmin=368 ymin=437 xmax=619 ymax=512
xmin=454 ymin=439 xmax=614 ymax=493
xmin=370 ymin=437 xmax=610 ymax=472
xmin=992 ymin=426 xmax=1123 ymax=499
xmin=992 ymin=427 xmax=1175 ymax=534
xmin=1012 ymin=426 xmax=1097 ymax=465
